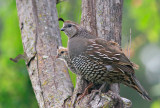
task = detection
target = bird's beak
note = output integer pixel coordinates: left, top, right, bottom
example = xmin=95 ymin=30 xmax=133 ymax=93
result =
xmin=61 ymin=28 xmax=65 ymax=31
xmin=56 ymin=55 xmax=59 ymax=58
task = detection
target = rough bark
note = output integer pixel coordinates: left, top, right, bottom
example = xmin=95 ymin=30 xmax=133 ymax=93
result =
xmin=16 ymin=0 xmax=73 ymax=107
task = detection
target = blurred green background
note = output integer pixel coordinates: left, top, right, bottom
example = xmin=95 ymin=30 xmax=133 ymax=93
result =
xmin=0 ymin=0 xmax=160 ymax=108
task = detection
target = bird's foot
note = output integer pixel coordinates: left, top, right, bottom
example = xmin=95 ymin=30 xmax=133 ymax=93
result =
xmin=89 ymin=89 xmax=102 ymax=104
xmin=88 ymin=83 xmax=107 ymax=103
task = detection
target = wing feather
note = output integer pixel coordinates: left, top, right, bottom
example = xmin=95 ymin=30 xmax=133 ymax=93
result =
xmin=85 ymin=38 xmax=135 ymax=74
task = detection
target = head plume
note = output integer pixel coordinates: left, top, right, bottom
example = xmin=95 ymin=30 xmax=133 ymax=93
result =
xmin=58 ymin=18 xmax=65 ymax=22
xmin=60 ymin=20 xmax=80 ymax=38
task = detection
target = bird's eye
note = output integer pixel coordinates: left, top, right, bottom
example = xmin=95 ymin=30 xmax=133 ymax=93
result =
xmin=61 ymin=51 xmax=64 ymax=54
xmin=68 ymin=24 xmax=72 ymax=27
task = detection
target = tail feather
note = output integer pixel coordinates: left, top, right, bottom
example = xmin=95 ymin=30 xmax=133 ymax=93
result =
xmin=114 ymin=64 xmax=151 ymax=100
xmin=138 ymin=92 xmax=151 ymax=101
xmin=132 ymin=77 xmax=151 ymax=101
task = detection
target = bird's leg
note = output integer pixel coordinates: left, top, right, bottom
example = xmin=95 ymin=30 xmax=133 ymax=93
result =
xmin=77 ymin=83 xmax=93 ymax=101
xmin=89 ymin=82 xmax=107 ymax=102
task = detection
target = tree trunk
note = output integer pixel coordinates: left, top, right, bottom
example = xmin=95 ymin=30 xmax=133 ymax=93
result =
xmin=81 ymin=0 xmax=123 ymax=94
xmin=16 ymin=0 xmax=73 ymax=107
xmin=16 ymin=0 xmax=132 ymax=107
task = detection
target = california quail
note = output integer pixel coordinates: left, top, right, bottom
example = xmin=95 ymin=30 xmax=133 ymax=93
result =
xmin=56 ymin=47 xmax=78 ymax=74
xmin=59 ymin=18 xmax=151 ymax=101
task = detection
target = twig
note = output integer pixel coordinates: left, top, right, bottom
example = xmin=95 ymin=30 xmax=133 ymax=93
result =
xmin=129 ymin=28 xmax=132 ymax=59
xmin=10 ymin=54 xmax=27 ymax=63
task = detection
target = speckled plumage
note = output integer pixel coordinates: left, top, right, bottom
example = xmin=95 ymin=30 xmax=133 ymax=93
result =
xmin=59 ymin=20 xmax=151 ymax=101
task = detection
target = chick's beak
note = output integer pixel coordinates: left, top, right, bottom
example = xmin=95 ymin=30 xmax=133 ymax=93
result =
xmin=56 ymin=55 xmax=59 ymax=58
xmin=61 ymin=28 xmax=65 ymax=31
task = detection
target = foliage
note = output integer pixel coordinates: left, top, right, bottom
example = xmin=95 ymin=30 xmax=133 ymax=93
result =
xmin=0 ymin=0 xmax=38 ymax=108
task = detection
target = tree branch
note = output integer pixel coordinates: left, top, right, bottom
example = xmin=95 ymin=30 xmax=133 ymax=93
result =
xmin=16 ymin=0 xmax=73 ymax=107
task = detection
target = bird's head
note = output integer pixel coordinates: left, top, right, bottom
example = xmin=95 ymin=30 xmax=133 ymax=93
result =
xmin=56 ymin=46 xmax=69 ymax=60
xmin=59 ymin=18 xmax=79 ymax=38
